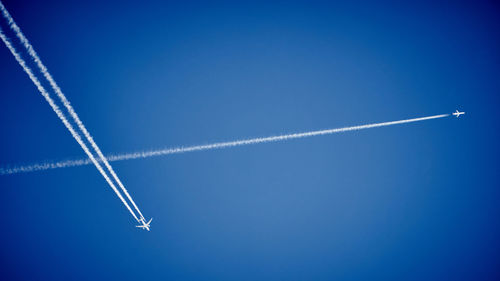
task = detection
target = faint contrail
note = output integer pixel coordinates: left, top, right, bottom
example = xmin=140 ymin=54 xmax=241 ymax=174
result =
xmin=0 ymin=2 xmax=145 ymax=220
xmin=0 ymin=113 xmax=450 ymax=175
xmin=0 ymin=28 xmax=140 ymax=222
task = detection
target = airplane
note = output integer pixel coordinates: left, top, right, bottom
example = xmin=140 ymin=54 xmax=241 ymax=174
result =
xmin=136 ymin=218 xmax=153 ymax=231
xmin=453 ymin=110 xmax=465 ymax=118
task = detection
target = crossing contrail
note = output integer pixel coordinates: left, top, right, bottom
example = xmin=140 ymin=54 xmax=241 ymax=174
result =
xmin=0 ymin=28 xmax=140 ymax=222
xmin=0 ymin=1 xmax=146 ymax=220
xmin=0 ymin=113 xmax=450 ymax=175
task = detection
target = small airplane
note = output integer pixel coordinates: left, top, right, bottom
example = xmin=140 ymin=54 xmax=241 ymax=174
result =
xmin=136 ymin=218 xmax=153 ymax=231
xmin=453 ymin=110 xmax=465 ymax=118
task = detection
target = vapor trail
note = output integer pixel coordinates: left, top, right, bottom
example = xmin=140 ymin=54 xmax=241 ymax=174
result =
xmin=0 ymin=113 xmax=450 ymax=175
xmin=0 ymin=25 xmax=139 ymax=222
xmin=0 ymin=2 xmax=145 ymax=220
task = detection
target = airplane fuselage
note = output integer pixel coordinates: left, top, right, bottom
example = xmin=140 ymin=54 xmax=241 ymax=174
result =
xmin=453 ymin=110 xmax=465 ymax=117
xmin=136 ymin=218 xmax=152 ymax=231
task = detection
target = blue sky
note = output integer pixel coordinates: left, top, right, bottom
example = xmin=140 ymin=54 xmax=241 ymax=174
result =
xmin=0 ymin=0 xmax=499 ymax=280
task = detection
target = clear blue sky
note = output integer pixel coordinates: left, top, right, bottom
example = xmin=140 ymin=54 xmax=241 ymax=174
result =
xmin=0 ymin=0 xmax=499 ymax=280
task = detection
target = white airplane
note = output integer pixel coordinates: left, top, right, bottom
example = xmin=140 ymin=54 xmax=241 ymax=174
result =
xmin=136 ymin=218 xmax=153 ymax=231
xmin=453 ymin=110 xmax=465 ymax=118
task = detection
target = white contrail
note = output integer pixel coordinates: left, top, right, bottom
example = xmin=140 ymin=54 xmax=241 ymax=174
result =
xmin=0 ymin=28 xmax=140 ymax=222
xmin=0 ymin=113 xmax=450 ymax=175
xmin=0 ymin=2 xmax=145 ymax=220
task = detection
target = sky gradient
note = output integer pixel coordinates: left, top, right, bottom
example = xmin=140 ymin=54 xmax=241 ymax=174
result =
xmin=0 ymin=1 xmax=499 ymax=280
